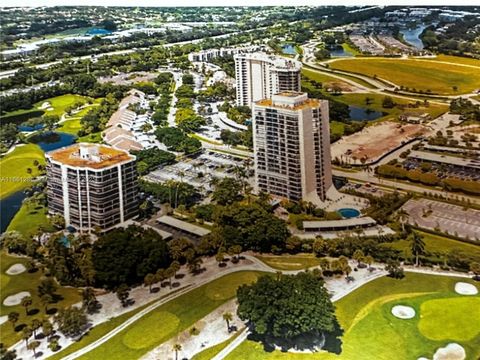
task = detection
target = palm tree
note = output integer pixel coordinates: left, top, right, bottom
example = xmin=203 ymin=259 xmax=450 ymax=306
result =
xmin=165 ymin=267 xmax=175 ymax=289
xmin=173 ymin=343 xmax=182 ymax=360
xmin=364 ymin=255 xmax=374 ymax=269
xmin=27 ymin=340 xmax=40 ymax=358
xmin=21 ymin=296 xmax=33 ymax=316
xmin=170 ymin=260 xmax=181 ymax=278
xmin=22 ymin=326 xmax=32 ymax=346
xmin=144 ymin=273 xmax=156 ymax=293
xmin=411 ymin=231 xmax=425 ymax=267
xmin=41 ymin=293 xmax=53 ymax=313
xmin=31 ymin=319 xmax=42 ymax=339
xmin=156 ymin=269 xmax=166 ymax=287
xmin=223 ymin=312 xmax=233 ymax=332
xmin=42 ymin=320 xmax=54 ymax=340
xmin=8 ymin=311 xmax=19 ymax=330
xmin=396 ymin=209 xmax=409 ymax=232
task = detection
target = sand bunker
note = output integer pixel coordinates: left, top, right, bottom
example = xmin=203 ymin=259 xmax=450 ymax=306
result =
xmin=0 ymin=315 xmax=7 ymax=325
xmin=433 ymin=343 xmax=466 ymax=360
xmin=454 ymin=282 xmax=478 ymax=296
xmin=6 ymin=263 xmax=26 ymax=275
xmin=3 ymin=291 xmax=31 ymax=306
xmin=391 ymin=305 xmax=415 ymax=319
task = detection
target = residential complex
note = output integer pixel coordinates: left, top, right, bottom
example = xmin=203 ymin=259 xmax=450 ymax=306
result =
xmin=252 ymin=91 xmax=333 ymax=205
xmin=103 ymin=89 xmax=156 ymax=152
xmin=234 ymin=53 xmax=302 ymax=106
xmin=46 ymin=143 xmax=139 ymax=232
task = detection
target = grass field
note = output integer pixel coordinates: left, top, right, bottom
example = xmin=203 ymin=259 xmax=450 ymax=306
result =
xmin=225 ymin=273 xmax=480 ymax=360
xmin=73 ymin=272 xmax=263 ymax=360
xmin=0 ymin=144 xmax=45 ymax=199
xmin=6 ymin=197 xmax=55 ymax=238
xmin=302 ymin=69 xmax=352 ymax=89
xmin=420 ymin=54 xmax=480 ymax=67
xmin=330 ymin=121 xmax=345 ymax=138
xmin=329 ymin=57 xmax=480 ymax=95
xmin=0 ymin=252 xmax=82 ymax=348
xmin=303 ymin=66 xmax=375 ymax=89
xmin=192 ymin=329 xmax=243 ymax=360
xmin=255 ymin=254 xmax=321 ymax=271
xmin=382 ymin=230 xmax=480 ymax=262
xmin=36 ymin=94 xmax=92 ymax=117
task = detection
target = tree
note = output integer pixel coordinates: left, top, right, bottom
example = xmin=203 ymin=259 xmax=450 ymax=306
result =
xmin=237 ymin=272 xmax=338 ymax=346
xmin=48 ymin=338 xmax=60 ymax=352
xmin=396 ymin=209 xmax=409 ymax=232
xmin=55 ymin=307 xmax=88 ymax=337
xmin=0 ymin=343 xmax=17 ymax=360
xmin=173 ymin=343 xmax=182 ymax=360
xmin=21 ymin=296 xmax=33 ymax=316
xmin=170 ymin=260 xmax=181 ymax=278
xmin=385 ymin=260 xmax=404 ymax=279
xmin=411 ymin=231 xmax=425 ymax=267
xmin=38 ymin=278 xmax=57 ymax=297
xmin=27 ymin=340 xmax=40 ymax=358
xmin=470 ymin=262 xmax=480 ymax=279
xmin=116 ymin=284 xmax=130 ymax=307
xmin=364 ymin=255 xmax=374 ymax=269
xmin=22 ymin=326 xmax=32 ymax=346
xmin=7 ymin=312 xmax=19 ymax=331
xmin=31 ymin=319 xmax=42 ymax=339
xmin=42 ymin=321 xmax=54 ymax=340
xmin=81 ymin=287 xmax=98 ymax=314
xmin=144 ymin=273 xmax=156 ymax=293
xmin=164 ymin=267 xmax=175 ymax=289
xmin=40 ymin=294 xmax=53 ymax=313
xmin=352 ymin=250 xmax=365 ymax=266
xmin=187 ymin=256 xmax=203 ymax=274
xmin=215 ymin=252 xmax=225 ymax=266
xmin=211 ymin=177 xmax=244 ymax=205
xmin=223 ymin=312 xmax=233 ymax=332
xmin=382 ymin=96 xmax=395 ymax=109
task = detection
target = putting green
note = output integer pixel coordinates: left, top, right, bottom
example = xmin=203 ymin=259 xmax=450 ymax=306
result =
xmin=205 ymin=272 xmax=258 ymax=300
xmin=122 ymin=311 xmax=179 ymax=349
xmin=418 ymin=297 xmax=480 ymax=341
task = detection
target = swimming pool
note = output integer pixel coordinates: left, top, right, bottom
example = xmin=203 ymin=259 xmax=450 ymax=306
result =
xmin=338 ymin=208 xmax=361 ymax=219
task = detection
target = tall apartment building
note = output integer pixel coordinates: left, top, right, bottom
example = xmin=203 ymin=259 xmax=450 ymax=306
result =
xmin=252 ymin=92 xmax=333 ymax=205
xmin=46 ymin=143 xmax=138 ymax=232
xmin=234 ymin=53 xmax=301 ymax=106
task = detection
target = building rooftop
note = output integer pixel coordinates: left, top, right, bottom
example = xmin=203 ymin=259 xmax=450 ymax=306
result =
xmin=46 ymin=143 xmax=135 ymax=169
xmin=303 ymin=216 xmax=376 ymax=230
xmin=156 ymin=215 xmax=211 ymax=237
xmin=234 ymin=52 xmax=302 ymax=70
xmin=255 ymin=92 xmax=323 ymax=111
xmin=409 ymin=150 xmax=480 ymax=170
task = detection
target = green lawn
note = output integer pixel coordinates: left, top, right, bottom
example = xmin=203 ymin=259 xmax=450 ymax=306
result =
xmin=341 ymin=43 xmax=361 ymax=56
xmin=0 ymin=252 xmax=82 ymax=348
xmin=225 ymin=273 xmax=480 ymax=360
xmin=382 ymin=230 xmax=480 ymax=262
xmin=302 ymin=69 xmax=352 ymax=89
xmin=6 ymin=197 xmax=55 ymax=238
xmin=57 ymin=118 xmax=82 ymax=135
xmin=255 ymin=254 xmax=321 ymax=271
xmin=330 ymin=121 xmax=345 ymax=138
xmin=422 ymin=54 xmax=480 ymax=67
xmin=77 ymin=131 xmax=103 ymax=144
xmin=192 ymin=329 xmax=243 ymax=360
xmin=74 ymin=271 xmax=263 ymax=360
xmin=0 ymin=144 xmax=45 ymax=199
xmin=329 ymin=57 xmax=480 ymax=95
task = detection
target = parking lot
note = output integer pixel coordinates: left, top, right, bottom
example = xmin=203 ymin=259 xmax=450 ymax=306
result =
xmin=144 ymin=150 xmax=251 ymax=195
xmin=403 ymin=158 xmax=480 ymax=181
xmin=402 ymin=198 xmax=480 ymax=240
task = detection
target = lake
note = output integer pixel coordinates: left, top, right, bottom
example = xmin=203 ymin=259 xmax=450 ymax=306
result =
xmin=330 ymin=46 xmax=353 ymax=58
xmin=349 ymin=106 xmax=384 ymax=121
xmin=281 ymin=44 xmax=297 ymax=55
xmin=0 ymin=191 xmax=27 ymax=233
xmin=400 ymin=25 xmax=426 ymax=50
xmin=29 ymin=131 xmax=76 ymax=152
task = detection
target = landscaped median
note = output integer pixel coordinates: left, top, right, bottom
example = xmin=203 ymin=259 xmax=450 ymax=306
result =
xmin=47 ymin=271 xmax=263 ymax=360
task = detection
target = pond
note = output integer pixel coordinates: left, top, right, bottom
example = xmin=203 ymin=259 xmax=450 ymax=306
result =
xmin=281 ymin=44 xmax=297 ymax=55
xmin=329 ymin=45 xmax=353 ymax=58
xmin=18 ymin=123 xmax=44 ymax=132
xmin=0 ymin=191 xmax=27 ymax=233
xmin=400 ymin=25 xmax=426 ymax=50
xmin=349 ymin=106 xmax=384 ymax=121
xmin=28 ymin=131 xmax=76 ymax=152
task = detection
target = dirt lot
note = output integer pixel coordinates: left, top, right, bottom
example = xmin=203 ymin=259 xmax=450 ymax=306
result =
xmin=331 ymin=121 xmax=426 ymax=163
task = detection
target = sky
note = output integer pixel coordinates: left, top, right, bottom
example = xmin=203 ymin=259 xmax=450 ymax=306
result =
xmin=2 ymin=1 xmax=475 ymax=7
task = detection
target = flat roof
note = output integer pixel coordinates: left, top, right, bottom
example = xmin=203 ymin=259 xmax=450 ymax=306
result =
xmin=46 ymin=143 xmax=134 ymax=169
xmin=303 ymin=216 xmax=376 ymax=230
xmin=255 ymin=97 xmax=322 ymax=111
xmin=156 ymin=215 xmax=211 ymax=237
xmin=409 ymin=150 xmax=480 ymax=170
